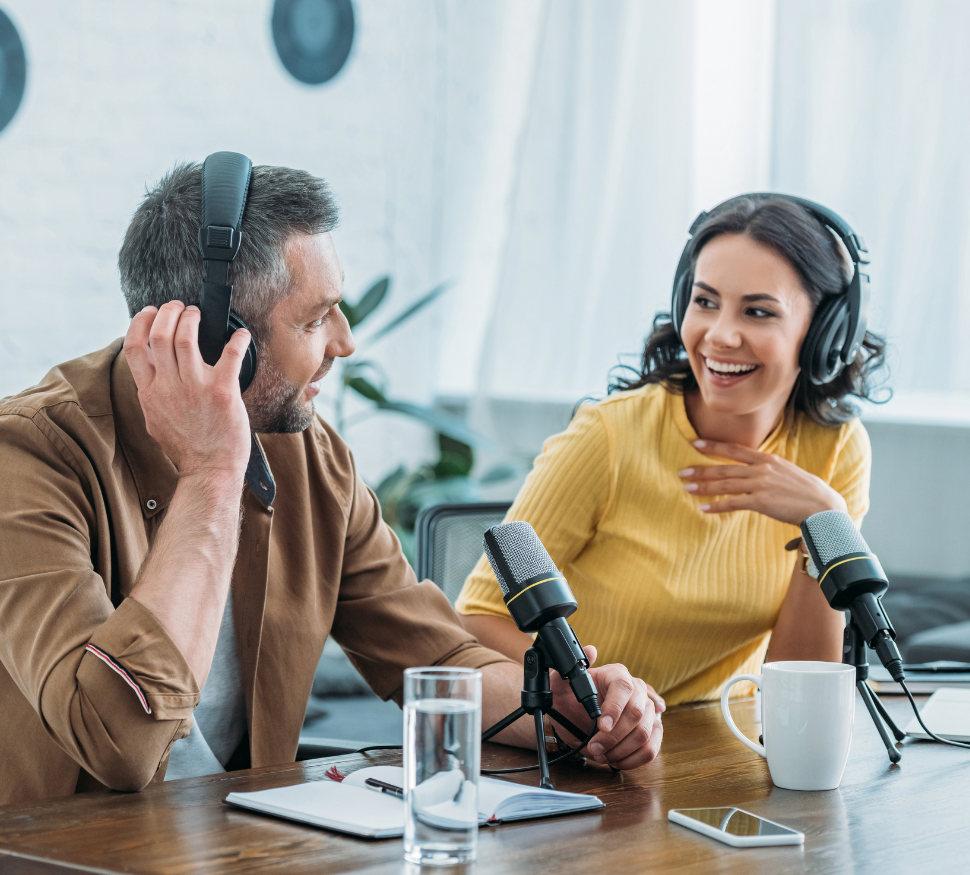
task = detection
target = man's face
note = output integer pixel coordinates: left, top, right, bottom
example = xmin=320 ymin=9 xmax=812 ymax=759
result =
xmin=243 ymin=232 xmax=355 ymax=433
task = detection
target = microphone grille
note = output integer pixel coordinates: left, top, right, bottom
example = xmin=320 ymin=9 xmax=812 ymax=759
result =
xmin=483 ymin=521 xmax=558 ymax=596
xmin=803 ymin=510 xmax=871 ymax=566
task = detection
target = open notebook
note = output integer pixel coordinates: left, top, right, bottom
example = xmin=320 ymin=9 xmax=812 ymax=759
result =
xmin=224 ymin=766 xmax=604 ymax=839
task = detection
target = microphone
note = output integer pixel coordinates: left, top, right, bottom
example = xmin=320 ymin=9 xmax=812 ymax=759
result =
xmin=800 ymin=510 xmax=904 ymax=682
xmin=482 ymin=521 xmax=601 ymax=720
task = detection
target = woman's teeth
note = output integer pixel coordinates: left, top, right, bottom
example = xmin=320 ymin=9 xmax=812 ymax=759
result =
xmin=705 ymin=357 xmax=757 ymax=375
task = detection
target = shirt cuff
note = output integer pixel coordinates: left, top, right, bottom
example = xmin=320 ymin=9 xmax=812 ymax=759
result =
xmin=85 ymin=598 xmax=200 ymax=720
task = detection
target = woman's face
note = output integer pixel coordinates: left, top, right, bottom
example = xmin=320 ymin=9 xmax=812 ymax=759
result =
xmin=680 ymin=233 xmax=814 ymax=422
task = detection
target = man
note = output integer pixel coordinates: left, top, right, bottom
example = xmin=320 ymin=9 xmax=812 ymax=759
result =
xmin=0 ymin=162 xmax=664 ymax=806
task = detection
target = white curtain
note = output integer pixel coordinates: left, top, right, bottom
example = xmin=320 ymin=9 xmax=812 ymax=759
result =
xmin=772 ymin=0 xmax=970 ymax=395
xmin=435 ymin=0 xmax=778 ymax=406
xmin=435 ymin=0 xmax=970 ymax=412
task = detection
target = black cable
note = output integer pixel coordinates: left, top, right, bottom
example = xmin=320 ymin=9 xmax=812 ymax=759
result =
xmin=900 ymin=680 xmax=970 ymax=751
xmin=481 ymin=724 xmax=599 ymax=775
xmin=354 ymin=724 xmax=603 ymax=776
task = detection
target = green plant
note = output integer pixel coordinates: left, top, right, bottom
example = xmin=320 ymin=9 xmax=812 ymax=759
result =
xmin=326 ymin=277 xmax=518 ymax=564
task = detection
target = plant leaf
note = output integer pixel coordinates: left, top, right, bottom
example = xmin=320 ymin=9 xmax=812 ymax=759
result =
xmin=375 ymin=400 xmax=496 ymax=449
xmin=357 ymin=281 xmax=451 ymax=350
xmin=352 ymin=277 xmax=390 ymax=327
xmin=338 ymin=299 xmax=357 ymax=327
xmin=342 ymin=360 xmax=389 ymax=396
xmin=345 ymin=375 xmax=387 ymax=403
xmin=435 ymin=433 xmax=474 ymax=478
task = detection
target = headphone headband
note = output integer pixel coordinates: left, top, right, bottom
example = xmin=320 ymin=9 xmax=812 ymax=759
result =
xmin=671 ymin=193 xmax=871 ymax=385
xmin=197 ymin=151 xmax=257 ymax=392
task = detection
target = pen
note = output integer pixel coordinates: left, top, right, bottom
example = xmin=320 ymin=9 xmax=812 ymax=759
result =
xmin=365 ymin=777 xmax=404 ymax=799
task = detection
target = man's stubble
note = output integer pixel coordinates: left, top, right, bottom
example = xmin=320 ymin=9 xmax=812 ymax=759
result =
xmin=244 ymin=352 xmax=334 ymax=435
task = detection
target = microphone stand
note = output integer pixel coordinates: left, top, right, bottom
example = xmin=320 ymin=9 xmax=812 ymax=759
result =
xmin=844 ymin=620 xmax=905 ymax=763
xmin=481 ymin=643 xmax=590 ymax=789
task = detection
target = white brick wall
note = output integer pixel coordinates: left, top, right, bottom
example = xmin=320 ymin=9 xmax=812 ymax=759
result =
xmin=0 ymin=0 xmax=495 ymax=481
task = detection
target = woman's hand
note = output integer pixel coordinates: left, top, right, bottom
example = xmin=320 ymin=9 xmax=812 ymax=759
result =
xmin=678 ymin=439 xmax=847 ymax=526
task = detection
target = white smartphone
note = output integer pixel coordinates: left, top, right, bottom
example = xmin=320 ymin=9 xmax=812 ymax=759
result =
xmin=668 ymin=807 xmax=805 ymax=848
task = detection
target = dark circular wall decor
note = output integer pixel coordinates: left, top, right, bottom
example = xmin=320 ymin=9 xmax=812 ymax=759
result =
xmin=272 ymin=0 xmax=354 ymax=86
xmin=0 ymin=7 xmax=26 ymax=134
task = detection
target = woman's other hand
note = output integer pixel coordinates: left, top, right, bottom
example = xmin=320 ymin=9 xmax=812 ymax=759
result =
xmin=678 ymin=439 xmax=847 ymax=526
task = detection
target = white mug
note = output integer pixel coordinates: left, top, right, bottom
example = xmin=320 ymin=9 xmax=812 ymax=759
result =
xmin=720 ymin=661 xmax=856 ymax=791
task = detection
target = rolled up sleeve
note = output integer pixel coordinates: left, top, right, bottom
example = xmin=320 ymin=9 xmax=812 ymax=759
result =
xmin=0 ymin=413 xmax=198 ymax=791
xmin=330 ymin=461 xmax=514 ymax=706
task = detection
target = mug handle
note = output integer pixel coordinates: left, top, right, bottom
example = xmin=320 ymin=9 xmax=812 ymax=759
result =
xmin=720 ymin=674 xmax=766 ymax=757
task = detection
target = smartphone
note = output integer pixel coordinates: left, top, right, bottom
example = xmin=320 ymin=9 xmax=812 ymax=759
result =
xmin=668 ymin=807 xmax=804 ymax=848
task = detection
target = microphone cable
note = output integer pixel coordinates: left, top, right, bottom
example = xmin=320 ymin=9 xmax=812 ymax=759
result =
xmin=356 ymin=744 xmax=404 ymax=755
xmin=899 ymin=680 xmax=970 ymax=751
xmin=353 ymin=726 xmax=600 ymax=775
xmin=482 ymin=723 xmax=599 ymax=776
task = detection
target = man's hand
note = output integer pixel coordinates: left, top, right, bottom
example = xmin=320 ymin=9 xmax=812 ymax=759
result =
xmin=678 ymin=439 xmax=848 ymax=526
xmin=123 ymin=302 xmax=251 ymax=480
xmin=549 ymin=646 xmax=665 ymax=770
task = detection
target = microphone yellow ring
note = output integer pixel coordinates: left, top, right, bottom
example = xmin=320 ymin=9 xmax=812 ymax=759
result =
xmin=505 ymin=576 xmax=566 ymax=606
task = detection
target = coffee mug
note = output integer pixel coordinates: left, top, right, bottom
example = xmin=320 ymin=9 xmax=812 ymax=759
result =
xmin=720 ymin=661 xmax=856 ymax=791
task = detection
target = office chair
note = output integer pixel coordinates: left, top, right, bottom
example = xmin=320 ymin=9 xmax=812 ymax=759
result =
xmin=298 ymin=502 xmax=512 ymax=761
xmin=415 ymin=502 xmax=512 ymax=605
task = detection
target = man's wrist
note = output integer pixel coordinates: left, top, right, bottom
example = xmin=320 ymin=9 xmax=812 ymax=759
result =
xmin=176 ymin=469 xmax=246 ymax=504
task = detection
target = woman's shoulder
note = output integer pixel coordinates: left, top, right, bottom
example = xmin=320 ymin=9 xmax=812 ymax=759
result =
xmin=794 ymin=411 xmax=869 ymax=448
xmin=791 ymin=412 xmax=871 ymax=474
xmin=585 ymin=382 xmax=671 ymax=423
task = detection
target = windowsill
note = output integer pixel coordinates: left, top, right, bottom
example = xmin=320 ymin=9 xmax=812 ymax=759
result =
xmin=438 ymin=389 xmax=970 ymax=429
xmin=858 ymin=390 xmax=970 ymax=429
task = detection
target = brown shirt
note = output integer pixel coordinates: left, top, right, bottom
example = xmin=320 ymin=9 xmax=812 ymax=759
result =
xmin=0 ymin=341 xmax=507 ymax=806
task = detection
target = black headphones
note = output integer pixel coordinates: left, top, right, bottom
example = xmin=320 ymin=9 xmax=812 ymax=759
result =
xmin=197 ymin=151 xmax=259 ymax=392
xmin=671 ymin=193 xmax=871 ymax=386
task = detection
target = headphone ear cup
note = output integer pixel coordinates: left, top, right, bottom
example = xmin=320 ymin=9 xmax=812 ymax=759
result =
xmin=671 ymin=269 xmax=692 ymax=338
xmin=801 ymin=295 xmax=849 ymax=385
xmin=226 ymin=312 xmax=258 ymax=393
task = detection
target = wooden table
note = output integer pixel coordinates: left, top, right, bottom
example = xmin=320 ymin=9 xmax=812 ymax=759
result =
xmin=1 ymin=694 xmax=968 ymax=874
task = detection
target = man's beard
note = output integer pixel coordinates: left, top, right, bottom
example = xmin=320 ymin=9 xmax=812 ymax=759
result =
xmin=244 ymin=356 xmax=333 ymax=434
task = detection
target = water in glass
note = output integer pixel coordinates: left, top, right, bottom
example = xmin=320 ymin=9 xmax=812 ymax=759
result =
xmin=403 ymin=669 xmax=481 ymax=866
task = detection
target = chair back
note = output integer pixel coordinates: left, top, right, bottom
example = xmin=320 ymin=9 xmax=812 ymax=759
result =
xmin=414 ymin=502 xmax=512 ymax=605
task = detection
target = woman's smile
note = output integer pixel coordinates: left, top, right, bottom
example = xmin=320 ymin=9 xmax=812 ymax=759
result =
xmin=702 ymin=356 xmax=760 ymax=387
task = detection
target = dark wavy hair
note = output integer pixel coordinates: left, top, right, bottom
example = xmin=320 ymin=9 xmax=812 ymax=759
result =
xmin=610 ymin=197 xmax=888 ymax=427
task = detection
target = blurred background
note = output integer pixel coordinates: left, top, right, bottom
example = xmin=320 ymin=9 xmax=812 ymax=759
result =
xmin=3 ymin=0 xmax=970 ymax=741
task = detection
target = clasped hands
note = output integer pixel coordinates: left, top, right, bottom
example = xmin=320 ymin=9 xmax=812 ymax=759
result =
xmin=678 ymin=439 xmax=847 ymax=526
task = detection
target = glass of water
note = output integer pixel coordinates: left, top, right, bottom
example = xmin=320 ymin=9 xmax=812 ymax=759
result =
xmin=403 ymin=666 xmax=482 ymax=866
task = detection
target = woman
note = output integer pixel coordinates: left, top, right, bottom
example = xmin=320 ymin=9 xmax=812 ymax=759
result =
xmin=456 ymin=195 xmax=886 ymax=721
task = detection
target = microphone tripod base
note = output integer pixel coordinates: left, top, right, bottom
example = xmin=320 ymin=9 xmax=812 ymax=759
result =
xmin=845 ymin=621 xmax=906 ymax=764
xmin=481 ymin=645 xmax=591 ymax=790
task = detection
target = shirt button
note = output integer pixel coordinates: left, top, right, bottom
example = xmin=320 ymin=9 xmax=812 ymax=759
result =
xmin=146 ymin=499 xmax=157 ymax=510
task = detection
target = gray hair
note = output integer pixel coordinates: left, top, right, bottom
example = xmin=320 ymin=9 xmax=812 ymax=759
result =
xmin=118 ymin=162 xmax=339 ymax=342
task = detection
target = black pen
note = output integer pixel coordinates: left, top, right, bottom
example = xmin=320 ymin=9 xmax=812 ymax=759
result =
xmin=365 ymin=777 xmax=404 ymax=799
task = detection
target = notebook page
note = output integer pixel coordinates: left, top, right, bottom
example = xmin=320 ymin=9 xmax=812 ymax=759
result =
xmin=225 ymin=780 xmax=404 ymax=837
xmin=344 ymin=766 xmax=602 ymax=820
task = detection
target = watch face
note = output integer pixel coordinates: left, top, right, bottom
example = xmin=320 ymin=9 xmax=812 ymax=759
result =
xmin=272 ymin=0 xmax=355 ymax=86
xmin=0 ymin=7 xmax=26 ymax=134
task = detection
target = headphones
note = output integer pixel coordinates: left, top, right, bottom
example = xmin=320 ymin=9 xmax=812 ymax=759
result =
xmin=197 ymin=151 xmax=259 ymax=392
xmin=671 ymin=193 xmax=871 ymax=386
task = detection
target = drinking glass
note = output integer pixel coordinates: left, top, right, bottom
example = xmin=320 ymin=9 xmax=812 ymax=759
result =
xmin=403 ymin=666 xmax=482 ymax=866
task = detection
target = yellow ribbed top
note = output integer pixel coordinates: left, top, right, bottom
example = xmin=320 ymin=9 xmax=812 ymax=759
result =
xmin=456 ymin=384 xmax=871 ymax=705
